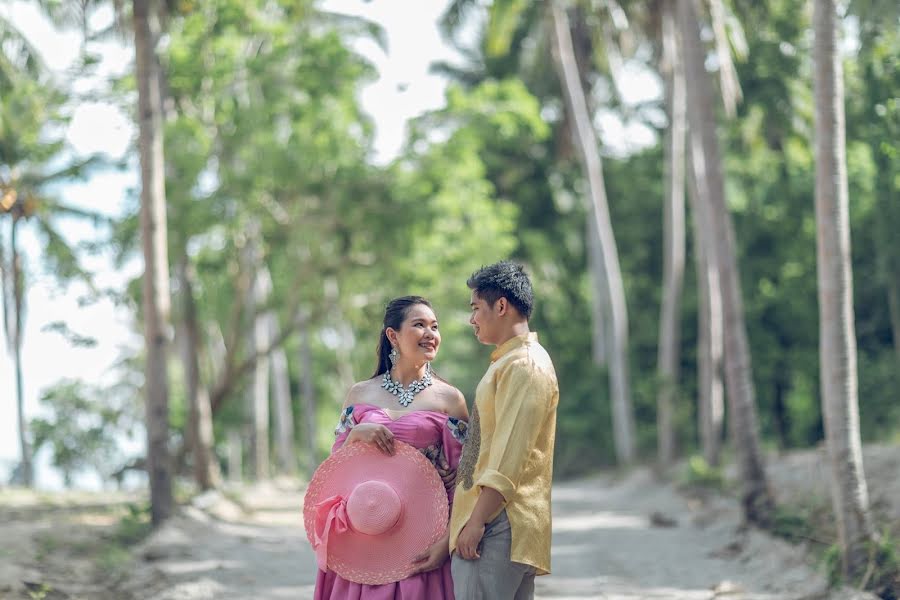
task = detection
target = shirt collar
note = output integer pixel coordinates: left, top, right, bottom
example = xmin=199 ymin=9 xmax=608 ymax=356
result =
xmin=490 ymin=332 xmax=538 ymax=362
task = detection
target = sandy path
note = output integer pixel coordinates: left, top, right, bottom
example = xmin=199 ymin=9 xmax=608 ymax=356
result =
xmin=540 ymin=470 xmax=830 ymax=600
xmin=118 ymin=470 xmax=872 ymax=600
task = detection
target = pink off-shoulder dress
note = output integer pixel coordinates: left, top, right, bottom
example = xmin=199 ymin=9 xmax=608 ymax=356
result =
xmin=314 ymin=403 xmax=468 ymax=600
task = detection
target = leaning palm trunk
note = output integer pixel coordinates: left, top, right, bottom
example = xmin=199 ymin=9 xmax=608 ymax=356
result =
xmin=678 ymin=0 xmax=774 ymax=524
xmin=813 ymin=0 xmax=876 ymax=578
xmin=688 ymin=149 xmax=725 ymax=467
xmin=548 ymin=0 xmax=635 ymax=463
xmin=134 ymin=0 xmax=174 ymax=525
xmin=587 ymin=212 xmax=610 ymax=367
xmin=656 ymin=0 xmax=687 ymax=469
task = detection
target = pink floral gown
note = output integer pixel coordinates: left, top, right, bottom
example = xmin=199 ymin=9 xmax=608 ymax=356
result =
xmin=313 ymin=403 xmax=468 ymax=600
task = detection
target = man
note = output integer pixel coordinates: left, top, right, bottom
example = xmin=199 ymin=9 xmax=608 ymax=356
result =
xmin=450 ymin=260 xmax=559 ymax=600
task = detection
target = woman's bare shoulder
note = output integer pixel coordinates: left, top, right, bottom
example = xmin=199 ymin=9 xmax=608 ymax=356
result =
xmin=342 ymin=377 xmax=382 ymax=408
xmin=432 ymin=379 xmax=468 ymax=420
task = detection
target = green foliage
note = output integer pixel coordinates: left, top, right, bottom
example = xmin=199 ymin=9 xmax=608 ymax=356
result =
xmin=9 ymin=0 xmax=900 ymax=487
xmin=30 ymin=380 xmax=142 ymax=486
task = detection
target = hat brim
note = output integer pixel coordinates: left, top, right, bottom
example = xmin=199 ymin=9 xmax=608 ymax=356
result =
xmin=303 ymin=440 xmax=449 ymax=585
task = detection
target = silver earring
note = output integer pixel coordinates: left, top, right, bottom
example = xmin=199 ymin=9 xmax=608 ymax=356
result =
xmin=389 ymin=346 xmax=398 ymax=366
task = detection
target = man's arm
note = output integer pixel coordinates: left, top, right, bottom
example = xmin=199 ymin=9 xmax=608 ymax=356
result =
xmin=474 ymin=359 xmax=551 ymax=501
xmin=455 ymin=359 xmax=552 ymax=560
xmin=454 ymin=487 xmax=505 ymax=560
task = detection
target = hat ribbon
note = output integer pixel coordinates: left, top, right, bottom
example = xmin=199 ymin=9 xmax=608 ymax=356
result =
xmin=312 ymin=494 xmax=350 ymax=570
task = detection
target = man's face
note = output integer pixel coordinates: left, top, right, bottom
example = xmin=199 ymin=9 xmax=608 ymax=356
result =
xmin=469 ymin=291 xmax=500 ymax=345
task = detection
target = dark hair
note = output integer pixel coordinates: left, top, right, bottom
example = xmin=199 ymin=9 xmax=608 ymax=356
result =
xmin=373 ymin=295 xmax=433 ymax=377
xmin=467 ymin=260 xmax=534 ymax=318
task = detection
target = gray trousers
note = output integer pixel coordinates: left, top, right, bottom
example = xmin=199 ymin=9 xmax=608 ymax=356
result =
xmin=451 ymin=510 xmax=536 ymax=600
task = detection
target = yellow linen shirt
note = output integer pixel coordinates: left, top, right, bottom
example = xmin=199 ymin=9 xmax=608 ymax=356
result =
xmin=449 ymin=332 xmax=559 ymax=575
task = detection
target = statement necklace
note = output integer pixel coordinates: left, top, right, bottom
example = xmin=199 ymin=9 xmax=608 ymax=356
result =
xmin=381 ymin=364 xmax=433 ymax=407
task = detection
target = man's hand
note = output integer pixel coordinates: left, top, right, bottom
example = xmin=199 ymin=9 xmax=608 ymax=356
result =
xmin=410 ymin=533 xmax=450 ymax=574
xmin=436 ymin=455 xmax=456 ymax=491
xmin=455 ymin=519 xmax=485 ymax=560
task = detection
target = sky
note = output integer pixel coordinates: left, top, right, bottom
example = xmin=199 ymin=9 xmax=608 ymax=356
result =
xmin=0 ymin=0 xmax=659 ymax=488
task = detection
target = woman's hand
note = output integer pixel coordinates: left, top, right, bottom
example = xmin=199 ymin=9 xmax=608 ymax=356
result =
xmin=435 ymin=454 xmax=457 ymax=491
xmin=410 ymin=532 xmax=450 ymax=574
xmin=344 ymin=423 xmax=395 ymax=455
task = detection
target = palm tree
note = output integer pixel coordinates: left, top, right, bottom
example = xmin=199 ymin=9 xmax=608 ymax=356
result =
xmin=133 ymin=0 xmax=174 ymax=525
xmin=655 ymin=0 xmax=686 ymax=468
xmin=438 ymin=0 xmax=640 ymax=463
xmin=677 ymin=0 xmax=775 ymax=525
xmin=1 ymin=29 xmax=102 ymax=485
xmin=30 ymin=0 xmax=177 ymax=526
xmin=547 ymin=0 xmax=636 ymax=463
xmin=812 ymin=0 xmax=876 ymax=578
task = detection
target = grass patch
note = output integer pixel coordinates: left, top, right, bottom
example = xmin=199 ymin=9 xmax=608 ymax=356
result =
xmin=90 ymin=502 xmax=153 ymax=583
xmin=862 ymin=532 xmax=900 ymax=600
xmin=822 ymin=530 xmax=900 ymax=599
xmin=25 ymin=582 xmax=54 ymax=599
xmin=770 ymin=500 xmax=832 ymax=547
xmin=95 ymin=544 xmax=133 ymax=579
xmin=34 ymin=532 xmax=61 ymax=562
xmin=110 ymin=502 xmax=153 ymax=546
xmin=678 ymin=455 xmax=726 ymax=492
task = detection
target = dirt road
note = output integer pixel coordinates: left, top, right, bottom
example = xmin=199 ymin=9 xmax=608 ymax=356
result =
xmin=113 ymin=469 xmax=871 ymax=600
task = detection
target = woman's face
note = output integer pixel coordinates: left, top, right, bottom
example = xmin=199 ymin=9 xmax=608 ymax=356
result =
xmin=389 ymin=303 xmax=440 ymax=365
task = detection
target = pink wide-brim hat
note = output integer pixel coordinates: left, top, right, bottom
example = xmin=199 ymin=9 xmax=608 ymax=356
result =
xmin=303 ymin=440 xmax=448 ymax=585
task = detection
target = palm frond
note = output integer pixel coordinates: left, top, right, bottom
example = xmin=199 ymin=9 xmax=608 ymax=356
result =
xmin=0 ymin=18 xmax=48 ymax=84
xmin=485 ymin=0 xmax=529 ymax=57
xmin=429 ymin=60 xmax=486 ymax=88
xmin=33 ymin=218 xmax=95 ymax=286
xmin=439 ymin=0 xmax=481 ymax=46
xmin=21 ymin=155 xmax=107 ymax=189
xmin=42 ymin=200 xmax=115 ymax=227
xmin=315 ymin=10 xmax=388 ymax=52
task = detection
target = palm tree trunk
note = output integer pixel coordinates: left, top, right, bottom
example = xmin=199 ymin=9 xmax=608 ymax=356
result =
xmin=10 ymin=217 xmax=33 ymax=486
xmin=678 ymin=0 xmax=774 ymax=524
xmin=134 ymin=0 xmax=173 ymax=525
xmin=813 ymin=0 xmax=876 ymax=578
xmin=251 ymin=292 xmax=271 ymax=481
xmin=549 ymin=0 xmax=635 ymax=463
xmin=888 ymin=281 xmax=900 ymax=371
xmin=177 ymin=256 xmax=220 ymax=490
xmin=688 ymin=148 xmax=725 ymax=467
xmin=657 ymin=0 xmax=687 ymax=469
xmin=587 ymin=213 xmax=609 ymax=367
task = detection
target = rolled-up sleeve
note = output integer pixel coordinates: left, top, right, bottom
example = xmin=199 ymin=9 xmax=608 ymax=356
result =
xmin=475 ymin=358 xmax=550 ymax=502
